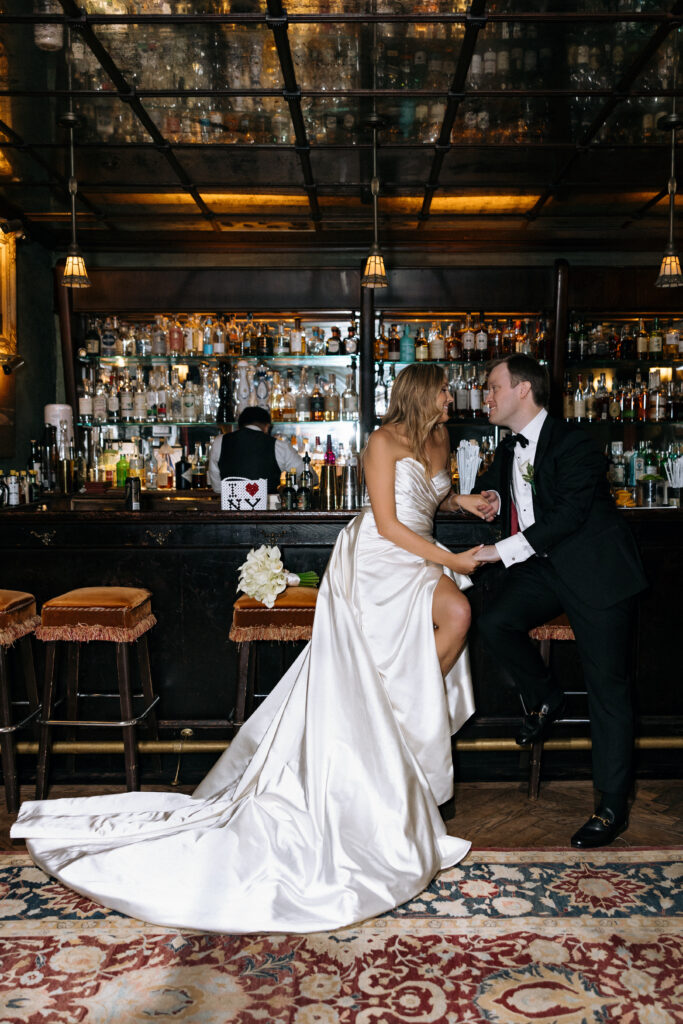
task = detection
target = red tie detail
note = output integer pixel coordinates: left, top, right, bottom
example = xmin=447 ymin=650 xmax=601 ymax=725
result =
xmin=510 ymin=500 xmax=519 ymax=536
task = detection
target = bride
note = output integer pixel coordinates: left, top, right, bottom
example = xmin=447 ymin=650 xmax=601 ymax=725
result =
xmin=12 ymin=364 xmax=491 ymax=934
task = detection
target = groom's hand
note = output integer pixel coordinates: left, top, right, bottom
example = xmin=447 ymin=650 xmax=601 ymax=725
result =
xmin=479 ymin=490 xmax=500 ymax=518
xmin=473 ymin=544 xmax=501 ymax=563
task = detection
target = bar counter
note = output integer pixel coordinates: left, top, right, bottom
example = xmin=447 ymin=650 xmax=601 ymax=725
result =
xmin=1 ymin=498 xmax=680 ymax=783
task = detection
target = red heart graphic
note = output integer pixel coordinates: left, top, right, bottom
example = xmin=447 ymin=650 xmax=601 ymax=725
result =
xmin=246 ymin=483 xmax=259 ymax=496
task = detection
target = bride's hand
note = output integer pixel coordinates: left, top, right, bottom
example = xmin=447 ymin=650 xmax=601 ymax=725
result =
xmin=449 ymin=545 xmax=484 ymax=574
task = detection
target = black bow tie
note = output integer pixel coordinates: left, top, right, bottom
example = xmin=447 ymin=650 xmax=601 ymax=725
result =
xmin=500 ymin=432 xmax=529 ymax=453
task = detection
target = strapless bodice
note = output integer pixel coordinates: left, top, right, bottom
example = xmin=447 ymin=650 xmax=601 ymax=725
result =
xmin=393 ymin=457 xmax=451 ymax=536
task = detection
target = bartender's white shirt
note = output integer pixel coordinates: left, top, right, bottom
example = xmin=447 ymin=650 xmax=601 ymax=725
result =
xmin=494 ymin=408 xmax=548 ymax=568
xmin=208 ymin=425 xmax=314 ymax=493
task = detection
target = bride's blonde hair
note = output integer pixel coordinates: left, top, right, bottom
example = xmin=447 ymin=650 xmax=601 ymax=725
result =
xmin=381 ymin=363 xmax=447 ymax=470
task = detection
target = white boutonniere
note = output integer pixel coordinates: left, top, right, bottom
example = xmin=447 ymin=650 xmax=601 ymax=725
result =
xmin=521 ymin=461 xmax=536 ymax=494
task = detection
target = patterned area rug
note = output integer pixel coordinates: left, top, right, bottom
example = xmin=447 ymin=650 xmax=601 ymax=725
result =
xmin=1 ymin=848 xmax=682 ymax=1023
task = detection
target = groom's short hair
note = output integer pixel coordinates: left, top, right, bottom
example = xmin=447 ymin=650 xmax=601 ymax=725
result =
xmin=487 ymin=354 xmax=549 ymax=408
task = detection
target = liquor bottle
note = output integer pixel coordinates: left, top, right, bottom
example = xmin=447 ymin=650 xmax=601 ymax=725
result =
xmin=115 ymin=448 xmax=129 ymax=488
xmin=181 ymin=380 xmax=197 ymax=423
xmin=324 ymin=434 xmax=336 ymax=466
xmin=563 ymin=374 xmax=574 ymax=421
xmin=468 ymin=371 xmax=483 ymax=418
xmin=608 ymin=381 xmax=622 ymax=422
xmin=567 ymin=315 xmax=579 ymax=360
xmin=281 ymin=371 xmax=297 ymax=422
xmin=595 ymin=373 xmax=609 ymax=421
xmin=269 ymin=371 xmax=284 ymax=422
xmin=324 ymin=373 xmax=341 ymax=421
xmin=454 ymin=367 xmax=469 ymax=420
xmin=213 ymin=317 xmax=226 ymax=356
xmin=445 ymin=323 xmax=461 ymax=361
xmin=461 ymin=314 xmax=475 ymax=361
xmin=428 ymin=322 xmax=446 ymax=361
xmin=295 ymin=368 xmax=311 ymax=422
xmin=151 ymin=315 xmax=167 ymax=357
xmin=583 ymin=373 xmax=597 ymax=422
xmin=296 ymin=453 xmax=313 ymax=510
xmin=573 ymin=373 xmax=586 ymax=421
xmin=375 ymin=323 xmax=388 ymax=361
xmin=327 ymin=326 xmax=342 ymax=356
xmin=474 ymin=314 xmax=488 ymax=361
xmin=290 ymin=317 xmax=305 ymax=355
xmin=100 ymin=316 xmax=118 ymax=358
xmin=649 ymin=318 xmax=663 ymax=362
xmin=415 ymin=327 xmax=429 ymax=361
xmin=342 ymin=371 xmax=359 ymax=421
xmin=634 ymin=370 xmax=648 ymax=422
xmin=400 ymin=324 xmax=415 ymax=362
xmin=388 ymin=324 xmax=401 ymax=361
xmin=132 ymin=370 xmax=147 ymax=423
xmin=280 ymin=470 xmax=298 ymax=510
xmin=191 ymin=445 xmax=208 ymax=489
xmin=168 ymin=315 xmax=183 ymax=354
xmin=116 ymin=370 xmax=132 ymax=423
xmin=78 ymin=377 xmax=93 ymax=425
xmin=92 ymin=375 xmax=108 ymax=424
xmin=344 ymin=320 xmax=358 ymax=355
xmin=216 ymin=362 xmax=232 ymax=425
xmin=175 ymin=446 xmax=192 ymax=490
xmin=636 ymin=319 xmax=649 ymax=361
xmin=502 ymin=318 xmax=514 ymax=355
xmin=375 ymin=363 xmax=388 ymax=418
xmin=84 ymin=318 xmax=100 ymax=356
xmin=488 ymin=319 xmax=502 ymax=361
xmin=647 ymin=370 xmax=666 ymax=423
xmin=577 ymin=321 xmax=590 ymax=360
xmin=106 ymin=372 xmax=121 ymax=425
xmin=664 ymin=319 xmax=680 ymax=358
xmin=310 ymin=435 xmax=325 ymax=481
xmin=310 ymin=374 xmax=325 ymax=422
xmin=202 ymin=316 xmax=214 ymax=357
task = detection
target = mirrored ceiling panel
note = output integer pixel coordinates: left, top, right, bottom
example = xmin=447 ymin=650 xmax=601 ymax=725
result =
xmin=440 ymin=145 xmax=564 ymax=188
xmin=89 ymin=23 xmax=281 ymax=92
xmin=303 ymin=97 xmax=360 ymax=145
xmin=74 ymin=146 xmax=182 ymax=187
xmin=175 ymin=146 xmax=304 ymax=186
xmin=75 ymin=95 xmax=152 ymax=144
xmin=286 ymin=2 xmax=468 ymax=14
xmin=450 ymin=95 xmax=605 ymax=146
xmin=599 ymin=96 xmax=675 ymax=145
xmin=137 ymin=96 xmax=294 ymax=145
xmin=488 ymin=1 xmax=678 ymax=13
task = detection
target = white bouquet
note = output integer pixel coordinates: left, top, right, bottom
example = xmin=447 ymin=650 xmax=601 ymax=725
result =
xmin=237 ymin=545 xmax=319 ymax=608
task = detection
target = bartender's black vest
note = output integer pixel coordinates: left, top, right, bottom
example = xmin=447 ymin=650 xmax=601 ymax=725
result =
xmin=218 ymin=428 xmax=282 ymax=493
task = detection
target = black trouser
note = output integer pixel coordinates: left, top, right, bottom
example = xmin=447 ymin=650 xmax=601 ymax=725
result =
xmin=477 ymin=557 xmax=636 ymax=798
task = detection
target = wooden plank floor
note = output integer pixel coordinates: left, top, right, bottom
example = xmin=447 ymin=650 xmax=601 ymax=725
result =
xmin=2 ymin=779 xmax=683 ymax=852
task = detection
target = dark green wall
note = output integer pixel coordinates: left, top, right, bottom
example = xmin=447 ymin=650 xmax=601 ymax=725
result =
xmin=0 ymin=241 xmax=56 ymax=474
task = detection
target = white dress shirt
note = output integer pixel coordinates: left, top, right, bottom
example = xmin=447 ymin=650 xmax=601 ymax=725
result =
xmin=208 ymin=425 xmax=316 ymax=493
xmin=494 ymin=408 xmax=548 ymax=568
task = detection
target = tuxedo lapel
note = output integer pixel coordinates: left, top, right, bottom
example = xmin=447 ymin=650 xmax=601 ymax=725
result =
xmin=530 ymin=414 xmax=554 ymax=514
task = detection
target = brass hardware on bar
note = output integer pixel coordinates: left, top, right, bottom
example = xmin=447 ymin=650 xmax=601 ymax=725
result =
xmin=171 ymin=728 xmax=194 ymax=787
xmin=144 ymin=529 xmax=172 ymax=545
xmin=14 ymin=737 xmax=683 ymax=757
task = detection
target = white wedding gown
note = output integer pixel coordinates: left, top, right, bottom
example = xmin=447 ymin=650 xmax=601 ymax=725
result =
xmin=12 ymin=458 xmax=475 ymax=934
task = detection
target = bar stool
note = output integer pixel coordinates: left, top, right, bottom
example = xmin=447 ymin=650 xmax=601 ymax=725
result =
xmin=229 ymin=587 xmax=318 ymax=729
xmin=0 ymin=590 xmax=41 ymax=813
xmin=35 ymin=587 xmax=160 ymax=798
xmin=527 ymin=612 xmax=587 ymax=799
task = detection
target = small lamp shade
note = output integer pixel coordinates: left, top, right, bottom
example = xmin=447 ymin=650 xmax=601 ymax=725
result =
xmin=655 ymin=251 xmax=683 ymax=288
xmin=62 ymin=250 xmax=91 ymax=288
xmin=361 ymin=246 xmax=388 ymax=288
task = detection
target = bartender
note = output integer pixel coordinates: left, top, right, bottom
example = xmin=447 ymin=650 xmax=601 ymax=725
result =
xmin=208 ymin=406 xmax=316 ymax=494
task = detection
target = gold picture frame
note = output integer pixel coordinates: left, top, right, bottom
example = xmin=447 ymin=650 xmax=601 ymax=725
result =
xmin=0 ymin=232 xmax=17 ymax=457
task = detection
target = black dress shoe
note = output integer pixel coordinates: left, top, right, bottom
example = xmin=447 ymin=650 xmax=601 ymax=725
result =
xmin=570 ymin=807 xmax=628 ymax=849
xmin=515 ymin=695 xmax=566 ymax=746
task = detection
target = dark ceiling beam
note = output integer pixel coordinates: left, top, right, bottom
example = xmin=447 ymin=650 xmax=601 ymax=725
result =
xmin=265 ymin=0 xmax=321 ymax=231
xmin=525 ymin=1 xmax=683 ymax=224
xmin=55 ymin=0 xmax=220 ymax=233
xmin=417 ymin=0 xmax=487 ymax=228
xmin=0 ymin=195 xmax=56 ymax=249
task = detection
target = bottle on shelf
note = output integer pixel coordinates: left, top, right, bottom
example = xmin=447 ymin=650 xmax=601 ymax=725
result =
xmin=119 ymin=369 xmax=134 ymax=422
xmin=636 ymin=319 xmax=649 ymax=361
xmin=375 ymin=323 xmax=388 ymax=361
xmin=461 ymin=314 xmax=475 ymax=361
xmin=269 ymin=371 xmax=284 ymax=422
xmin=115 ymin=447 xmax=129 ymax=488
xmin=342 ymin=369 xmax=359 ymax=421
xmin=327 ymin=326 xmax=343 ymax=356
xmin=573 ymin=373 xmax=586 ymax=421
xmin=295 ymin=367 xmax=311 ymax=422
xmin=584 ymin=373 xmax=597 ymax=422
xmin=133 ymin=370 xmax=147 ymax=423
xmin=428 ymin=322 xmax=446 ymax=361
xmin=344 ymin=319 xmax=358 ymax=355
xmin=100 ymin=316 xmax=118 ymax=358
xmin=168 ymin=315 xmax=184 ymax=355
xmin=400 ymin=324 xmax=416 ymax=362
xmin=310 ymin=373 xmax=325 ymax=421
xmin=388 ymin=324 xmax=401 ymax=361
xmin=664 ymin=319 xmax=680 ymax=359
xmin=84 ymin=318 xmax=100 ymax=356
xmin=296 ymin=453 xmax=313 ymax=510
xmin=488 ymin=319 xmax=502 ymax=361
xmin=213 ymin=317 xmax=226 ymax=356
xmin=282 ymin=371 xmax=297 ymax=422
xmin=324 ymin=373 xmax=341 ymax=421
xmin=78 ymin=377 xmax=93 ymax=425
xmin=468 ymin=370 xmax=483 ymax=418
xmin=474 ymin=314 xmax=488 ymax=361
xmin=175 ymin=446 xmax=193 ymax=490
xmin=216 ymin=362 xmax=232 ymax=425
xmin=454 ymin=366 xmax=469 ymax=420
xmin=649 ymin=317 xmax=663 ymax=361
xmin=191 ymin=445 xmax=208 ymax=489
xmin=563 ymin=373 xmax=574 ymax=421
xmin=280 ymin=469 xmax=298 ymax=511
xmin=375 ymin=363 xmax=388 ymax=418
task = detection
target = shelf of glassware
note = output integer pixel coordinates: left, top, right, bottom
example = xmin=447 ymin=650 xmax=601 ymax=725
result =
xmin=81 ymin=355 xmax=358 ymax=368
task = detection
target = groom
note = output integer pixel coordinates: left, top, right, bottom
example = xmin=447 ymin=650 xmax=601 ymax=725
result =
xmin=458 ymin=354 xmax=647 ymax=848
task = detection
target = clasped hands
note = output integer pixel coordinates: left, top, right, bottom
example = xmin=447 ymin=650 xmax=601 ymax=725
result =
xmin=448 ymin=490 xmax=502 ymax=565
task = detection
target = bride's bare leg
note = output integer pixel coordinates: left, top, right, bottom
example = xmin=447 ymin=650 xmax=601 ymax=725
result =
xmin=432 ymin=575 xmax=471 ymax=676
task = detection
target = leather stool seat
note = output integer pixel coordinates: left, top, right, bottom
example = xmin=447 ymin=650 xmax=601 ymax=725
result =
xmin=230 ymin=586 xmax=318 ymax=643
xmin=0 ymin=589 xmax=40 ymax=647
xmin=229 ymin=587 xmax=319 ymax=729
xmin=37 ymin=587 xmax=156 ymax=643
xmin=529 ymin=612 xmax=575 ymax=642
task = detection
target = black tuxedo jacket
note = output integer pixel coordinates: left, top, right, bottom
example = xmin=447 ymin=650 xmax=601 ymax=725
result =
xmin=475 ymin=415 xmax=648 ymax=609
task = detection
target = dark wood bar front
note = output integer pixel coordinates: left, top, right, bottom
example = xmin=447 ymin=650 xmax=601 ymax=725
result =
xmin=1 ymin=503 xmax=679 ymax=784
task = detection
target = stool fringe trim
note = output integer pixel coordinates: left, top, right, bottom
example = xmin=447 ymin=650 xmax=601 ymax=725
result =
xmin=0 ymin=616 xmax=40 ymax=648
xmin=229 ymin=625 xmax=313 ymax=643
xmin=35 ymin=614 xmax=157 ymax=644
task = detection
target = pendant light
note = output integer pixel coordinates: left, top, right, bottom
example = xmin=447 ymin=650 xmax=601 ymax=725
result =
xmin=61 ymin=29 xmax=90 ymax=289
xmin=655 ymin=111 xmax=683 ymax=288
xmin=361 ymin=113 xmax=388 ymax=289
